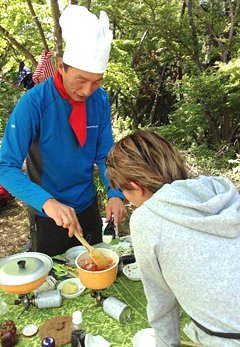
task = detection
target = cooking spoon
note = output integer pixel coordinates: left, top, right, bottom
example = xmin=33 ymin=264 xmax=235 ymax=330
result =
xmin=74 ymin=231 xmax=108 ymax=270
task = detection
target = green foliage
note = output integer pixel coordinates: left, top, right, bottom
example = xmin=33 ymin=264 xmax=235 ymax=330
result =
xmin=170 ymin=58 xmax=240 ymax=145
xmin=0 ymin=82 xmax=23 ymax=137
xmin=1 ymin=0 xmax=240 ymax=153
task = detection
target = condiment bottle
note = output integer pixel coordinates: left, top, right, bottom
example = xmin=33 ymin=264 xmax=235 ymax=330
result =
xmin=42 ymin=337 xmax=55 ymax=347
xmin=71 ymin=311 xmax=86 ymax=347
xmin=0 ymin=320 xmax=18 ymax=347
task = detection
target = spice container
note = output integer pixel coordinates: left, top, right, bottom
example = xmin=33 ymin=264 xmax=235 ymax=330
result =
xmin=0 ymin=320 xmax=18 ymax=347
xmin=42 ymin=337 xmax=55 ymax=347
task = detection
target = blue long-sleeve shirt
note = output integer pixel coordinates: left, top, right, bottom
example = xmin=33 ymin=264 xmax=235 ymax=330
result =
xmin=0 ymin=77 xmax=123 ymax=216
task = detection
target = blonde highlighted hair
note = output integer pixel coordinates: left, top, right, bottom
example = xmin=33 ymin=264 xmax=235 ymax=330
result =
xmin=106 ymin=130 xmax=188 ymax=193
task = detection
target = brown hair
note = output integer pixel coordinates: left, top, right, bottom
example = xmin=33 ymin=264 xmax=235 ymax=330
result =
xmin=106 ymin=130 xmax=188 ymax=193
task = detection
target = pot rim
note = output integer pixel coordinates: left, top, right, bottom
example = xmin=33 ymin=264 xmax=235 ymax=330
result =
xmin=0 ymin=252 xmax=53 ymax=286
xmin=75 ymin=248 xmax=119 ymax=273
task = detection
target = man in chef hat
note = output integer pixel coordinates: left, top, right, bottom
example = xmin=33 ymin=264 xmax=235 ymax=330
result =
xmin=0 ymin=5 xmax=126 ymax=256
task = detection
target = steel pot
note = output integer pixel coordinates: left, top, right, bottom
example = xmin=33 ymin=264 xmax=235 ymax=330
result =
xmin=75 ymin=248 xmax=119 ymax=290
xmin=0 ymin=252 xmax=53 ymax=294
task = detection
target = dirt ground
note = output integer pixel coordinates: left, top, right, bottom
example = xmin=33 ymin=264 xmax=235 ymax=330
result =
xmin=0 ymin=197 xmax=133 ymax=261
xmin=0 ymin=198 xmax=30 ymax=260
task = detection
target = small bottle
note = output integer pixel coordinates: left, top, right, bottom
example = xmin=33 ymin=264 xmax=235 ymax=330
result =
xmin=0 ymin=320 xmax=18 ymax=347
xmin=71 ymin=311 xmax=86 ymax=347
xmin=42 ymin=337 xmax=55 ymax=347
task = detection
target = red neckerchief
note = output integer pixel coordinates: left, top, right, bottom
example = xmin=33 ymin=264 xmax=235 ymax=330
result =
xmin=54 ymin=70 xmax=87 ymax=147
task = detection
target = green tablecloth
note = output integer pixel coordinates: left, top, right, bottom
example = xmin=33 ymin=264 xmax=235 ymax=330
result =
xmin=0 ymin=273 xmax=150 ymax=347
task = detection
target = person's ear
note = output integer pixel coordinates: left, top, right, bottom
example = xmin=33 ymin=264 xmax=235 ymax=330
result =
xmin=130 ymin=182 xmax=144 ymax=195
xmin=58 ymin=57 xmax=64 ymax=75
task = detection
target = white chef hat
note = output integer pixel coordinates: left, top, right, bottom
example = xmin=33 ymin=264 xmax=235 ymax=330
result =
xmin=60 ymin=5 xmax=113 ymax=74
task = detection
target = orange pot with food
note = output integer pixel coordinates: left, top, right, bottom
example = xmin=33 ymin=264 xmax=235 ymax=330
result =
xmin=0 ymin=252 xmax=53 ymax=294
xmin=75 ymin=248 xmax=119 ymax=290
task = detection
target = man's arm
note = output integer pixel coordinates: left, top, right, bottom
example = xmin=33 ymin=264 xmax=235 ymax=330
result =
xmin=105 ymin=197 xmax=126 ymax=226
xmin=43 ymin=198 xmax=83 ymax=237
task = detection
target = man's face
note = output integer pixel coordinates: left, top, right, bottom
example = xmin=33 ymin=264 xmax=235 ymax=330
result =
xmin=58 ymin=58 xmax=104 ymax=102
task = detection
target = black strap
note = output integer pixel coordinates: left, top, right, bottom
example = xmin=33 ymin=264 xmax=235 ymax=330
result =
xmin=191 ymin=318 xmax=240 ymax=339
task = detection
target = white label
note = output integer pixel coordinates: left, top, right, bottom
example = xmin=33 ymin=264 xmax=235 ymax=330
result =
xmin=37 ymin=289 xmax=62 ymax=308
xmin=102 ymin=297 xmax=127 ymax=322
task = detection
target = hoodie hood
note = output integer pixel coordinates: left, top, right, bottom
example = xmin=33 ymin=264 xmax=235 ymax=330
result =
xmin=144 ymin=175 xmax=240 ymax=238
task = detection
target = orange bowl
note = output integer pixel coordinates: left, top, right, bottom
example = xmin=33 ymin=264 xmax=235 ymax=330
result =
xmin=75 ymin=248 xmax=119 ymax=290
xmin=0 ymin=274 xmax=48 ymax=295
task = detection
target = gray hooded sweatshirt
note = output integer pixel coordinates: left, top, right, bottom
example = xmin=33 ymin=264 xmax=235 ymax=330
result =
xmin=130 ymin=176 xmax=240 ymax=347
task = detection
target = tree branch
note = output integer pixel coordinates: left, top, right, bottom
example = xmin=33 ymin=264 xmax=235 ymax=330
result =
xmin=50 ymin=0 xmax=63 ymax=62
xmin=0 ymin=25 xmax=37 ymax=66
xmin=0 ymin=74 xmax=25 ymax=91
xmin=25 ymin=0 xmax=49 ymax=52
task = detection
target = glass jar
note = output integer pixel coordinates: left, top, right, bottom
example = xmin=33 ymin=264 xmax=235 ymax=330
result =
xmin=0 ymin=320 xmax=18 ymax=347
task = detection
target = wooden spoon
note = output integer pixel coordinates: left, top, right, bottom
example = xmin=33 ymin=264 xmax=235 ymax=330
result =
xmin=74 ymin=231 xmax=108 ymax=270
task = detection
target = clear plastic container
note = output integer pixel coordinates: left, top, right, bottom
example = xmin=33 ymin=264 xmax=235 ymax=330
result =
xmin=0 ymin=320 xmax=18 ymax=347
xmin=71 ymin=311 xmax=86 ymax=347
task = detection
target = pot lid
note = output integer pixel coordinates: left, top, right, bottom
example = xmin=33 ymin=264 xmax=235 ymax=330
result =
xmin=0 ymin=252 xmax=53 ymax=286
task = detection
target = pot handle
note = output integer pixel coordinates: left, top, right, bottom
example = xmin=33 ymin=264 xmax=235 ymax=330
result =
xmin=17 ymin=260 xmax=26 ymax=269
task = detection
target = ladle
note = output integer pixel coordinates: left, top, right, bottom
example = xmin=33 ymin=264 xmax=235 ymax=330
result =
xmin=74 ymin=231 xmax=108 ymax=270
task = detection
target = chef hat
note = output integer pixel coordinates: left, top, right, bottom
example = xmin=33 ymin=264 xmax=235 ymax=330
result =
xmin=60 ymin=5 xmax=113 ymax=74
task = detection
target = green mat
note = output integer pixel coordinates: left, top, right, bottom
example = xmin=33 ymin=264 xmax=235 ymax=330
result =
xmin=0 ymin=274 xmax=150 ymax=347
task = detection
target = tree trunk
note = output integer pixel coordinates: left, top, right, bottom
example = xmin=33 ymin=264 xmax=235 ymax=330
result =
xmin=86 ymin=0 xmax=91 ymax=10
xmin=187 ymin=0 xmax=202 ymax=71
xmin=149 ymin=62 xmax=167 ymax=124
xmin=201 ymin=102 xmax=221 ymax=143
xmin=50 ymin=0 xmax=63 ymax=62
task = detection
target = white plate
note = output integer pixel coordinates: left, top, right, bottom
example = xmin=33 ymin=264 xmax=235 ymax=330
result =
xmin=65 ymin=245 xmax=86 ymax=267
xmin=57 ymin=278 xmax=85 ymax=298
xmin=123 ymin=263 xmax=141 ymax=281
xmin=110 ymin=241 xmax=133 ymax=257
xmin=133 ymin=328 xmax=155 ymax=347
xmin=22 ymin=324 xmax=38 ymax=337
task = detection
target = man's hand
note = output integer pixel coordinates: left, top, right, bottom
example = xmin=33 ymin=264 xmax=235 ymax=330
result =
xmin=105 ymin=197 xmax=127 ymax=226
xmin=42 ymin=198 xmax=83 ymax=238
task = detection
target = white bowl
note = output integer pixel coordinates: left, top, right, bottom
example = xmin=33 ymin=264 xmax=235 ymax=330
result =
xmin=22 ymin=324 xmax=38 ymax=337
xmin=65 ymin=245 xmax=86 ymax=267
xmin=123 ymin=263 xmax=141 ymax=281
xmin=133 ymin=328 xmax=155 ymax=347
xmin=57 ymin=278 xmax=85 ymax=298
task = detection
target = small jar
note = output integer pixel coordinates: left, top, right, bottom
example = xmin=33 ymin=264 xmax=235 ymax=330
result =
xmin=0 ymin=320 xmax=18 ymax=347
xmin=42 ymin=337 xmax=55 ymax=347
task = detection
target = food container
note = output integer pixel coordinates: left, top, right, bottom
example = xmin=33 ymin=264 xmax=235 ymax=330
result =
xmin=65 ymin=245 xmax=86 ymax=267
xmin=75 ymin=248 xmax=119 ymax=290
xmin=132 ymin=328 xmax=155 ymax=347
xmin=57 ymin=278 xmax=86 ymax=298
xmin=0 ymin=252 xmax=53 ymax=294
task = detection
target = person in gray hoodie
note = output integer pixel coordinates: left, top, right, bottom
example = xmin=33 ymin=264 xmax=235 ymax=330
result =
xmin=105 ymin=130 xmax=240 ymax=347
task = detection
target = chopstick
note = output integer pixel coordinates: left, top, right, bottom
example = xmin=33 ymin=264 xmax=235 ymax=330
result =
xmin=57 ymin=264 xmax=79 ymax=278
xmin=181 ymin=341 xmax=200 ymax=347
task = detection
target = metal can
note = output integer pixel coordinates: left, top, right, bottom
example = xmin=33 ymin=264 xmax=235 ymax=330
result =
xmin=34 ymin=289 xmax=62 ymax=309
xmin=42 ymin=337 xmax=55 ymax=347
xmin=102 ymin=296 xmax=131 ymax=323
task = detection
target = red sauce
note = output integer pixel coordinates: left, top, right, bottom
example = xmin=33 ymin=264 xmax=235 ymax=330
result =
xmin=79 ymin=257 xmax=115 ymax=272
